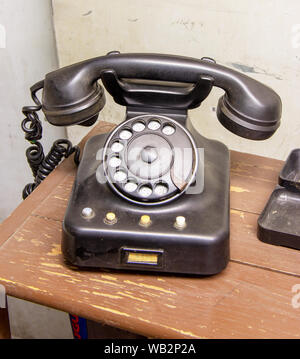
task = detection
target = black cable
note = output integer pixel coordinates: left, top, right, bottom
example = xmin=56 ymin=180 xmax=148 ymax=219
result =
xmin=35 ymin=139 xmax=80 ymax=186
xmin=21 ymin=81 xmax=80 ymax=199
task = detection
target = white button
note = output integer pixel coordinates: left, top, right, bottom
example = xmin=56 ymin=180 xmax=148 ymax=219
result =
xmin=148 ymin=120 xmax=161 ymax=130
xmin=114 ymin=170 xmax=127 ymax=182
xmin=139 ymin=185 xmax=152 ymax=197
xmin=176 ymin=216 xmax=186 ymax=226
xmin=119 ymin=129 xmax=132 ymax=140
xmin=175 ymin=216 xmax=186 ymax=229
xmin=109 ymin=156 xmax=121 ymax=167
xmin=111 ymin=142 xmax=124 ymax=152
xmin=132 ymin=122 xmax=145 ymax=132
xmin=124 ymin=181 xmax=138 ymax=192
xmin=81 ymin=207 xmax=95 ymax=218
xmin=162 ymin=125 xmax=175 ymax=136
xmin=154 ymin=184 xmax=168 ymax=196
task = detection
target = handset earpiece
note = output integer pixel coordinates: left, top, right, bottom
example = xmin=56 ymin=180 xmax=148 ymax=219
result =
xmin=42 ymin=63 xmax=106 ymax=126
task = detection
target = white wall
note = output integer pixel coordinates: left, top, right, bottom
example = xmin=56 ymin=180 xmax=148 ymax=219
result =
xmin=0 ymin=0 xmax=73 ymax=339
xmin=0 ymin=0 xmax=66 ymax=222
xmin=52 ymin=0 xmax=300 ymax=160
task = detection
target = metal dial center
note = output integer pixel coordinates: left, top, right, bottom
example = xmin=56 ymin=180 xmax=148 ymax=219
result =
xmin=141 ymin=146 xmax=158 ymax=164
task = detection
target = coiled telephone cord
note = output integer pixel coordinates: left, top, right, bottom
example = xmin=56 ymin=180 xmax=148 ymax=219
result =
xmin=21 ymin=81 xmax=80 ymax=199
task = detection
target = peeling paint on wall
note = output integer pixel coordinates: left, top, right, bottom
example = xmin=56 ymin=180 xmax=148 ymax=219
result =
xmin=229 ymin=62 xmax=283 ymax=80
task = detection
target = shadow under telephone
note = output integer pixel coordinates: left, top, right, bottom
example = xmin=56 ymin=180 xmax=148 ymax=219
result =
xmin=21 ymin=52 xmax=281 ymax=275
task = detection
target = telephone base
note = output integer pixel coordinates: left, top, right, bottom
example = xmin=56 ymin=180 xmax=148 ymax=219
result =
xmin=62 ymin=126 xmax=230 ymax=275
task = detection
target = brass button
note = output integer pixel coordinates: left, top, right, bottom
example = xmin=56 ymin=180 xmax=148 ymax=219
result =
xmin=104 ymin=212 xmax=117 ymax=225
xmin=139 ymin=215 xmax=151 ymax=227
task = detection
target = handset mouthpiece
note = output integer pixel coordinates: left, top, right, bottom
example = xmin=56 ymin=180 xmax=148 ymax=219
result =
xmin=217 ymin=91 xmax=281 ymax=140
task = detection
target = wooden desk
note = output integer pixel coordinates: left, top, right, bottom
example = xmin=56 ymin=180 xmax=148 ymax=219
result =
xmin=1 ymin=121 xmax=300 ymax=339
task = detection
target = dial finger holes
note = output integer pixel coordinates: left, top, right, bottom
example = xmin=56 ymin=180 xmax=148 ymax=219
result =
xmin=154 ymin=183 xmax=169 ymax=196
xmin=162 ymin=124 xmax=175 ymax=136
xmin=119 ymin=129 xmax=132 ymax=140
xmin=111 ymin=141 xmax=124 ymax=153
xmin=114 ymin=170 xmax=127 ymax=182
xmin=132 ymin=121 xmax=145 ymax=132
xmin=124 ymin=180 xmax=138 ymax=193
xmin=109 ymin=156 xmax=121 ymax=168
xmin=139 ymin=185 xmax=153 ymax=198
xmin=148 ymin=120 xmax=161 ymax=131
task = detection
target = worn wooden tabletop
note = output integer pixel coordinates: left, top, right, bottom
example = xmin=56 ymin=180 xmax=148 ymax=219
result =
xmin=0 ymin=121 xmax=300 ymax=339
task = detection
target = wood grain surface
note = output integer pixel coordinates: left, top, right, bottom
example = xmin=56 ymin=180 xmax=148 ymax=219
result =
xmin=0 ymin=121 xmax=300 ymax=339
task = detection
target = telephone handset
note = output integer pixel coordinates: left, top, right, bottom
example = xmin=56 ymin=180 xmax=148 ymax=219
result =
xmin=22 ymin=52 xmax=281 ymax=275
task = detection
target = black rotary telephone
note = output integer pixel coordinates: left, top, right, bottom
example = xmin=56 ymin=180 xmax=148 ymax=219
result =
xmin=22 ymin=52 xmax=281 ymax=275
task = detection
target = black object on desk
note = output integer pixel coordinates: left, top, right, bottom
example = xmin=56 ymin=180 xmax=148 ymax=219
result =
xmin=258 ymin=149 xmax=300 ymax=250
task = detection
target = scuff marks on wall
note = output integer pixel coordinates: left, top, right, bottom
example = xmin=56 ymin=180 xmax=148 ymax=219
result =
xmin=229 ymin=62 xmax=283 ymax=80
